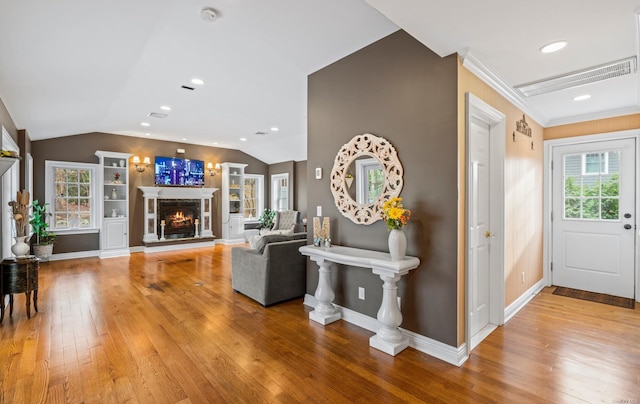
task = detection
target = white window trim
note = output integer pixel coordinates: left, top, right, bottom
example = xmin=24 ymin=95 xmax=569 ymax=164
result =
xmin=244 ymin=173 xmax=264 ymax=222
xmin=45 ymin=160 xmax=100 ymax=234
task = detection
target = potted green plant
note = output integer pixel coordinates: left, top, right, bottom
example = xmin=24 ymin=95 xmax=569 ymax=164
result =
xmin=257 ymin=208 xmax=276 ymax=230
xmin=29 ymin=199 xmax=56 ymax=259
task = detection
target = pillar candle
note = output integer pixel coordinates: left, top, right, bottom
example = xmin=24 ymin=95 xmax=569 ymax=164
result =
xmin=161 ymin=220 xmax=166 ymax=225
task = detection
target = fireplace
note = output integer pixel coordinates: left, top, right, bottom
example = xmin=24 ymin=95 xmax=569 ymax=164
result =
xmin=138 ymin=186 xmax=217 ymax=245
xmin=158 ymin=199 xmax=200 ymax=239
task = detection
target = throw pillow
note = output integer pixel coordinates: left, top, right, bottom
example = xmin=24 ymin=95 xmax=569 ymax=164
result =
xmin=248 ymin=234 xmax=262 ymax=250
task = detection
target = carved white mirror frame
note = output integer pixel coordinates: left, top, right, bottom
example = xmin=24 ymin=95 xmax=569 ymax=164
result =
xmin=330 ymin=133 xmax=403 ymax=225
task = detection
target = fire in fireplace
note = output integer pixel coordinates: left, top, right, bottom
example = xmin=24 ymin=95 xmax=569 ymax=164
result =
xmin=158 ymin=199 xmax=200 ymax=239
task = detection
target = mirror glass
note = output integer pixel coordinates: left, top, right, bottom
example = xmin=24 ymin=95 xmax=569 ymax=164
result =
xmin=330 ymin=133 xmax=403 ymax=225
xmin=345 ymin=157 xmax=384 ymax=204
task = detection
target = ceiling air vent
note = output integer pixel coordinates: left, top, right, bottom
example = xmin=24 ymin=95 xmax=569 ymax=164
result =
xmin=254 ymin=131 xmax=267 ymax=136
xmin=181 ymin=85 xmax=195 ymax=91
xmin=514 ymin=56 xmax=637 ymax=97
xmin=148 ymin=112 xmax=168 ymax=119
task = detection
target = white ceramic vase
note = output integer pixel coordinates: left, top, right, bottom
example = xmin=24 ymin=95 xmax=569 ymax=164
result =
xmin=11 ymin=236 xmax=30 ymax=257
xmin=388 ymin=229 xmax=407 ymax=261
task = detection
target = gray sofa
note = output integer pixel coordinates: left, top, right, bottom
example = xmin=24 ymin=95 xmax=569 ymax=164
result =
xmin=231 ymin=233 xmax=307 ymax=306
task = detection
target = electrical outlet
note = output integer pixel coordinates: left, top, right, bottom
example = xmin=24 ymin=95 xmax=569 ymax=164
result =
xmin=317 ymin=206 xmax=322 ymax=217
xmin=358 ymin=287 xmax=365 ymax=300
xmin=521 ymin=272 xmax=525 ymax=283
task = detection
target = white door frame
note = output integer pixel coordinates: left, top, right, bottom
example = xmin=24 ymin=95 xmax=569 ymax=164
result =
xmin=465 ymin=93 xmax=506 ymax=353
xmin=543 ymin=129 xmax=640 ymax=302
xmin=2 ymin=127 xmax=20 ymax=258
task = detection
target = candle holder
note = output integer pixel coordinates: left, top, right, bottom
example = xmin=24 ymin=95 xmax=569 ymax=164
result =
xmin=160 ymin=223 xmax=166 ymax=241
xmin=194 ymin=219 xmax=200 ymax=238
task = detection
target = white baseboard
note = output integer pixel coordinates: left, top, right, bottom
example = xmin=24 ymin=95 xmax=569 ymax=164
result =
xmin=48 ymin=250 xmax=101 ymax=261
xmin=504 ymin=279 xmax=545 ymax=323
xmin=303 ymin=294 xmax=467 ymax=366
xmin=99 ymin=249 xmax=131 ymax=259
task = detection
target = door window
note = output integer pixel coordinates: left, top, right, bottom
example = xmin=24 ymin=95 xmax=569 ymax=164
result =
xmin=564 ymin=151 xmax=619 ymax=220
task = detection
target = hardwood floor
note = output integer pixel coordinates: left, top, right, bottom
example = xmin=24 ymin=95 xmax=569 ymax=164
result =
xmin=0 ymin=245 xmax=638 ymax=403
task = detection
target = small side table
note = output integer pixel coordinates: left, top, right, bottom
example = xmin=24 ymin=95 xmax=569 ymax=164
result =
xmin=1 ymin=256 xmax=39 ymax=323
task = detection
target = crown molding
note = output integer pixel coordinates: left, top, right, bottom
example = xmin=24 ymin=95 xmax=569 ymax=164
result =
xmin=545 ymin=105 xmax=640 ymax=127
xmin=459 ymin=51 xmax=548 ymax=126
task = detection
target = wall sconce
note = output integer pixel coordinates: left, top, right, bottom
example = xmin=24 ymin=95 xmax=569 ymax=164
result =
xmin=207 ymin=162 xmax=221 ymax=176
xmin=133 ymin=156 xmax=151 ymax=172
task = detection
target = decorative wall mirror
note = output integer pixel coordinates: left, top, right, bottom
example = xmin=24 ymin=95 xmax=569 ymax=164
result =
xmin=330 ymin=133 xmax=403 ymax=224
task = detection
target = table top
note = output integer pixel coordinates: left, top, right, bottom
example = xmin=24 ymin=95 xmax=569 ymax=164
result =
xmin=299 ymin=245 xmax=420 ymax=273
xmin=2 ymin=256 xmax=40 ymax=265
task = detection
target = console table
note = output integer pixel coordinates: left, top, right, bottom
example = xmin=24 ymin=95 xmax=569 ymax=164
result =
xmin=1 ymin=256 xmax=39 ymax=323
xmin=299 ymin=245 xmax=420 ymax=356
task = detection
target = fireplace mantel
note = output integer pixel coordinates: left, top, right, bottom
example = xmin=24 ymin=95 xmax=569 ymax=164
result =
xmin=138 ymin=186 xmax=218 ymax=244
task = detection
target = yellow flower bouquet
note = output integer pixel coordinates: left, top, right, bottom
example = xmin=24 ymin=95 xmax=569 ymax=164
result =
xmin=381 ymin=197 xmax=411 ymax=230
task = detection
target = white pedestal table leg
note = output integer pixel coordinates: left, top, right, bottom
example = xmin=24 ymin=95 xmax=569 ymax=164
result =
xmin=369 ymin=273 xmax=409 ymax=356
xmin=309 ymin=259 xmax=341 ymax=325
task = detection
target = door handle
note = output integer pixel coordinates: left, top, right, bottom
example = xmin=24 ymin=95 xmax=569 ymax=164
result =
xmin=624 ymin=213 xmax=632 ymax=218
xmin=485 ymin=231 xmax=495 ymax=239
xmin=624 ymin=224 xmax=632 ymax=230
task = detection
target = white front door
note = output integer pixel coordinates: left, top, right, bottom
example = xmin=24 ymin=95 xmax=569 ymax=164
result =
xmin=469 ymin=116 xmax=491 ymax=338
xmin=552 ymin=138 xmax=636 ymax=299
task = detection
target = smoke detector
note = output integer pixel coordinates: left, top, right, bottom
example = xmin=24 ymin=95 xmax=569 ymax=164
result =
xmin=201 ymin=7 xmax=218 ymax=23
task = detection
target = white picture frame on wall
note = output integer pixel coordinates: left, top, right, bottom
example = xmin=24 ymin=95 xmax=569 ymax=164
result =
xmin=315 ymin=167 xmax=322 ymax=179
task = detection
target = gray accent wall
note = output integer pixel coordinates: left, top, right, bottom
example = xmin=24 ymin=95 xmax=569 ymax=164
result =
xmin=31 ymin=132 xmax=270 ymax=252
xmin=307 ymin=30 xmax=459 ymax=346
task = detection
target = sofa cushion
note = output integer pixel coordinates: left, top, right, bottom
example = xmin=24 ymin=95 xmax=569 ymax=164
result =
xmin=255 ymin=234 xmax=295 ymax=254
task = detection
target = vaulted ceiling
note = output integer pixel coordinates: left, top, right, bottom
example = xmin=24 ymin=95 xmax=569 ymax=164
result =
xmin=0 ymin=0 xmax=638 ymax=163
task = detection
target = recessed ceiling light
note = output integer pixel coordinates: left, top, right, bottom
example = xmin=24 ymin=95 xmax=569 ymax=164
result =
xmin=213 ymin=142 xmax=218 ymax=145
xmin=191 ymin=78 xmax=204 ymax=85
xmin=182 ymin=138 xmax=187 ymax=141
xmin=145 ymin=133 xmax=151 ymax=136
xmin=270 ymin=127 xmax=279 ymax=132
xmin=240 ymin=137 xmax=247 ymax=142
xmin=573 ymin=94 xmax=591 ymax=101
xmin=540 ymin=41 xmax=568 ymax=54
xmin=141 ymin=122 xmax=150 ymax=127
xmin=160 ymin=105 xmax=171 ymax=111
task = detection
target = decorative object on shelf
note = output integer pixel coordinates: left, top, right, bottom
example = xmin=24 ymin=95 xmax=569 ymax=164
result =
xmin=207 ymin=162 xmax=221 ymax=176
xmin=119 ymin=160 xmax=125 ymax=167
xmin=322 ymin=217 xmax=330 ymax=241
xmin=330 ymin=133 xmax=403 ymax=225
xmin=382 ymin=197 xmax=411 ymax=261
xmin=111 ymin=209 xmax=117 ymax=218
xmin=29 ymin=200 xmax=56 ymax=259
xmin=9 ymin=190 xmax=30 ymax=257
xmin=1 ymin=149 xmax=20 ymax=159
xmin=132 ymin=156 xmax=151 ymax=172
xmin=114 ymin=172 xmax=120 ymax=182
xmin=111 ymin=188 xmax=118 ymax=200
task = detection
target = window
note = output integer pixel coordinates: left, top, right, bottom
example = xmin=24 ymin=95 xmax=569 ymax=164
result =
xmin=564 ymin=151 xmax=620 ymax=220
xmin=244 ymin=174 xmax=264 ymax=221
xmin=271 ymin=173 xmax=289 ymax=211
xmin=45 ymin=161 xmax=99 ymax=232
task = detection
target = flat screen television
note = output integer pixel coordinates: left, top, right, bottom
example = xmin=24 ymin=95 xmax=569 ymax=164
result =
xmin=154 ymin=156 xmax=205 ymax=187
